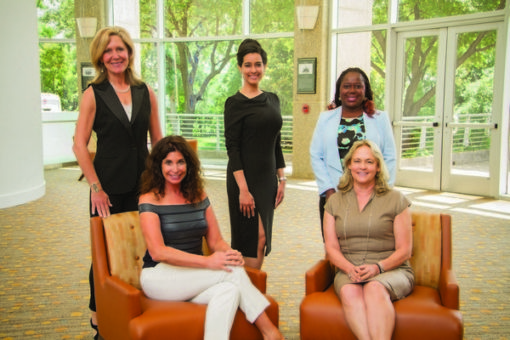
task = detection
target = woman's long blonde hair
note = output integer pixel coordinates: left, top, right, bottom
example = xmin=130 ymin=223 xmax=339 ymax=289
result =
xmin=337 ymin=140 xmax=390 ymax=195
xmin=89 ymin=26 xmax=143 ymax=86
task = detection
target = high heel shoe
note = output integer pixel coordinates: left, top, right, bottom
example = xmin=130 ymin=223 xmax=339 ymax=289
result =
xmin=90 ymin=319 xmax=99 ymax=340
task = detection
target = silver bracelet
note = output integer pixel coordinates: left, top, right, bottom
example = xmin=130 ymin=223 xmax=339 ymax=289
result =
xmin=279 ymin=176 xmax=287 ymax=182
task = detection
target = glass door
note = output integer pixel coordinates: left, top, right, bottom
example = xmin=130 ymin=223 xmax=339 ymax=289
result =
xmin=393 ymin=29 xmax=446 ymax=190
xmin=393 ymin=24 xmax=502 ymax=196
xmin=441 ymin=24 xmax=501 ymax=196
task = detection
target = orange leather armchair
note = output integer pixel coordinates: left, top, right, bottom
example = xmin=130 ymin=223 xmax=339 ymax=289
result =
xmin=300 ymin=212 xmax=463 ymax=340
xmin=91 ymin=211 xmax=279 ymax=340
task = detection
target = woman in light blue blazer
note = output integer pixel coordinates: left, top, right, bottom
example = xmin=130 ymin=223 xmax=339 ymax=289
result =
xmin=310 ymin=67 xmax=396 ymax=236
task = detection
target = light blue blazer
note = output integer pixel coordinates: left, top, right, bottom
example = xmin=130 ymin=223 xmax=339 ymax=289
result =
xmin=310 ymin=107 xmax=396 ymax=195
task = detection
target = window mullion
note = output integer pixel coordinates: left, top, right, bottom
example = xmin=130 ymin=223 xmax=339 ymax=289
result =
xmin=243 ymin=0 xmax=250 ymax=35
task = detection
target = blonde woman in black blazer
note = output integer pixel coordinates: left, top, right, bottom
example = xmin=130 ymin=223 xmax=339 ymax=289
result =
xmin=73 ymin=26 xmax=162 ymax=339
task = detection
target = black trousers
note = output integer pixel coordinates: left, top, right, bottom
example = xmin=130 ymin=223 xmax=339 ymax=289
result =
xmin=319 ymin=195 xmax=327 ymax=242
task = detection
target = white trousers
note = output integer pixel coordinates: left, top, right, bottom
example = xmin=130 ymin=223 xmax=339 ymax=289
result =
xmin=140 ymin=264 xmax=270 ymax=340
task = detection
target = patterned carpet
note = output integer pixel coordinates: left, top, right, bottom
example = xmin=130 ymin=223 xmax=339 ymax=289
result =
xmin=1 ymin=166 xmax=509 ymax=339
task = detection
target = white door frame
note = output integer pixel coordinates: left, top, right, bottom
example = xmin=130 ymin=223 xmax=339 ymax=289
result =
xmin=393 ymin=23 xmax=504 ymax=196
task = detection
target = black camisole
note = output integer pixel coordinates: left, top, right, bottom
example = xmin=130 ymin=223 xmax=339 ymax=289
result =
xmin=139 ymin=198 xmax=210 ymax=268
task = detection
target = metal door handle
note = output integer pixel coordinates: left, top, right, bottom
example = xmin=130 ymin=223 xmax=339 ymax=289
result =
xmin=393 ymin=121 xmax=440 ymax=127
xmin=447 ymin=122 xmax=498 ymax=129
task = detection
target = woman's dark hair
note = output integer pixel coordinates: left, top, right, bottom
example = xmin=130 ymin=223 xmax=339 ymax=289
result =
xmin=140 ymin=135 xmax=204 ymax=203
xmin=333 ymin=67 xmax=374 ymax=109
xmin=236 ymin=39 xmax=267 ymax=66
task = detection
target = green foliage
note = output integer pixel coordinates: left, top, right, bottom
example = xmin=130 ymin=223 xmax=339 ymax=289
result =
xmin=250 ymin=0 xmax=294 ymax=33
xmin=37 ymin=0 xmax=75 ymax=38
xmin=370 ymin=30 xmax=386 ymax=109
xmin=38 ymin=0 xmax=78 ymax=111
xmin=260 ymin=38 xmax=294 ymax=116
xmin=39 ymin=43 xmax=79 ymax=111
xmin=371 ymin=0 xmax=388 ymax=25
xmin=398 ymin=0 xmax=504 ymax=21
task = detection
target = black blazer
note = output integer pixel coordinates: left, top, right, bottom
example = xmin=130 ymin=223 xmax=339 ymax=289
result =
xmin=91 ymin=81 xmax=151 ymax=195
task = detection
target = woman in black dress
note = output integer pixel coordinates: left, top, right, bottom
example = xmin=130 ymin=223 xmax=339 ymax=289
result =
xmin=223 ymin=39 xmax=286 ymax=269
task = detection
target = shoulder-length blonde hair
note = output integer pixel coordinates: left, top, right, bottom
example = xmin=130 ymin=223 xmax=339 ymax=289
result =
xmin=89 ymin=26 xmax=143 ymax=86
xmin=338 ymin=140 xmax=390 ymax=195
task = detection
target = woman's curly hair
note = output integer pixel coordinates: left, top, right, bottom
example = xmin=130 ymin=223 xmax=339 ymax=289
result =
xmin=140 ymin=135 xmax=204 ymax=203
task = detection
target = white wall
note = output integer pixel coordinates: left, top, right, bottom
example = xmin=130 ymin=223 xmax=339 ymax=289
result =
xmin=0 ymin=0 xmax=45 ymax=208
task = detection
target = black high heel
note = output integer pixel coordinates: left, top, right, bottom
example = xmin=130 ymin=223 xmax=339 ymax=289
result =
xmin=90 ymin=319 xmax=99 ymax=340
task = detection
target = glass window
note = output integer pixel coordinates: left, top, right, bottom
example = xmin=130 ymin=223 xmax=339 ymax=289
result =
xmin=451 ymin=30 xmax=497 ymax=177
xmin=333 ymin=31 xmax=386 ymax=110
xmin=258 ymin=38 xmax=295 ymax=116
xmin=38 ymin=0 xmax=76 ymax=39
xmin=336 ymin=0 xmax=388 ymax=28
xmin=40 ymin=42 xmax=79 ymax=111
xmin=162 ymin=37 xmax=294 ymax=115
xmin=39 ymin=0 xmax=295 ymax=150
xmin=398 ymin=0 xmax=505 ymax=22
xmin=38 ymin=0 xmax=78 ymax=110
xmin=163 ymin=40 xmax=240 ymax=115
xmin=163 ymin=37 xmax=293 ymax=147
xmin=140 ymin=0 xmax=158 ymax=38
xmin=139 ymin=42 xmax=159 ymax=91
xmin=163 ymin=0 xmax=242 ymax=38
xmin=250 ymin=0 xmax=294 ymax=33
xmin=370 ymin=30 xmax=386 ymax=110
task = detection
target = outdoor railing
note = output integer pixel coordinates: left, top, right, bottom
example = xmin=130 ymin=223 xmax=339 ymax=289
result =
xmin=166 ymin=112 xmax=489 ymax=157
xmin=399 ymin=113 xmax=492 ymax=158
xmin=165 ymin=113 xmax=294 ymax=153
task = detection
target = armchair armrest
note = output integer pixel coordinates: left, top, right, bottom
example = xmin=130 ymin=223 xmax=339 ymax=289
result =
xmin=439 ymin=267 xmax=460 ymax=310
xmin=305 ymin=259 xmax=335 ymax=296
xmin=245 ymin=266 xmax=267 ymax=294
xmin=438 ymin=214 xmax=459 ymax=310
xmin=101 ymin=274 xmax=143 ymax=317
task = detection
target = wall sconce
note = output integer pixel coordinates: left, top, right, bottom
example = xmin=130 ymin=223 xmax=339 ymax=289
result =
xmin=296 ymin=6 xmax=320 ymax=30
xmin=76 ymin=17 xmax=97 ymax=38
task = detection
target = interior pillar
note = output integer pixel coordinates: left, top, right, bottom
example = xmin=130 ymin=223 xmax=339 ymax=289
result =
xmin=292 ymin=0 xmax=329 ymax=180
xmin=0 ymin=1 xmax=45 ymax=208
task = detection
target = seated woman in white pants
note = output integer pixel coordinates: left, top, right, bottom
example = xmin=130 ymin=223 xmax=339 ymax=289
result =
xmin=138 ymin=135 xmax=283 ymax=340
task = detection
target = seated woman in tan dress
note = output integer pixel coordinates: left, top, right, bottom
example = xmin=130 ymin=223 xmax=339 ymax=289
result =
xmin=323 ymin=140 xmax=414 ymax=340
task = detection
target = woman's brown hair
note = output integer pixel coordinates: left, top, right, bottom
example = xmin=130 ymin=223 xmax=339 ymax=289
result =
xmin=140 ymin=135 xmax=204 ymax=203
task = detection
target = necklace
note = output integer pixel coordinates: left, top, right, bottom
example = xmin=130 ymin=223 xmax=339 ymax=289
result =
xmin=341 ymin=192 xmax=373 ymax=265
xmin=111 ymin=84 xmax=130 ymax=93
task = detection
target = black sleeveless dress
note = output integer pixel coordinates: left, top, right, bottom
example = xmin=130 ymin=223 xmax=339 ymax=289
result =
xmin=223 ymin=91 xmax=286 ymax=257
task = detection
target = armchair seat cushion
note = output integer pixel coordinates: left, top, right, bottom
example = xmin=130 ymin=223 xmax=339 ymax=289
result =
xmin=131 ymin=295 xmax=279 ymax=340
xmin=300 ymin=285 xmax=463 ymax=340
